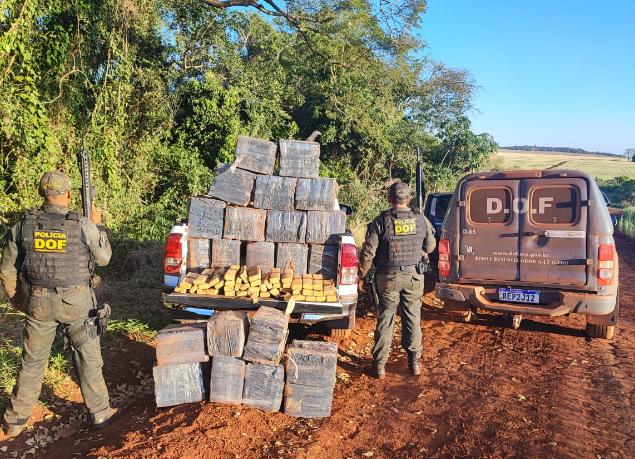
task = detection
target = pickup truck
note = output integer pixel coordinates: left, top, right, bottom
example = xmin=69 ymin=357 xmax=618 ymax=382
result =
xmin=434 ymin=169 xmax=619 ymax=338
xmin=161 ymin=212 xmax=359 ymax=338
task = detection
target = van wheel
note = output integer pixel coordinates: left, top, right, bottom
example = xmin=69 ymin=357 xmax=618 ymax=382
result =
xmin=449 ymin=309 xmax=475 ymax=323
xmin=585 ymin=323 xmax=615 ymax=339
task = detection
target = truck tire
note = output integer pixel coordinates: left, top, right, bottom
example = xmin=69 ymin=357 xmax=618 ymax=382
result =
xmin=586 ymin=323 xmax=615 ymax=339
xmin=586 ymin=289 xmax=618 ymax=339
xmin=449 ymin=309 xmax=475 ymax=323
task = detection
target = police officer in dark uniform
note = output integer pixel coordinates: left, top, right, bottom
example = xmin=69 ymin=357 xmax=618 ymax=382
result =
xmin=0 ymin=171 xmax=120 ymax=438
xmin=358 ymin=182 xmax=436 ymax=379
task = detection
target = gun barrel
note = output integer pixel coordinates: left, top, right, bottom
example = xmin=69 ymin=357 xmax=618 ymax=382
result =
xmin=79 ymin=138 xmax=92 ymax=220
xmin=415 ymin=147 xmax=423 ymax=212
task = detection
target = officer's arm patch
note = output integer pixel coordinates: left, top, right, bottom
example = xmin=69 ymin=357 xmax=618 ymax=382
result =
xmin=33 ymin=230 xmax=68 ymax=253
xmin=393 ymin=218 xmax=417 ymax=235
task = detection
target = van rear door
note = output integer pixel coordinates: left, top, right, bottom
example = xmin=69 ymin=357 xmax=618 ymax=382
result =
xmin=519 ymin=178 xmax=588 ymax=286
xmin=458 ymin=180 xmax=520 ymax=281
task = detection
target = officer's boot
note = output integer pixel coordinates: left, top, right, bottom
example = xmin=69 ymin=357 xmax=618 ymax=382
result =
xmin=409 ymin=359 xmax=421 ymax=376
xmin=3 ymin=423 xmax=26 ymax=438
xmin=367 ymin=362 xmax=386 ymax=380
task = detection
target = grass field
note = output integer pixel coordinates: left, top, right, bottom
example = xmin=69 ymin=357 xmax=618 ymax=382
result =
xmin=495 ymin=149 xmax=635 ymax=181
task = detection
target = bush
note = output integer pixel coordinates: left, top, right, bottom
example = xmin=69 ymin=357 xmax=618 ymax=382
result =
xmin=619 ymin=207 xmax=635 ymax=237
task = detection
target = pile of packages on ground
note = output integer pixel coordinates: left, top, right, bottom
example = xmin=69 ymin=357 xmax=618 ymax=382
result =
xmin=174 ymin=265 xmax=338 ymax=302
xmin=152 ymin=306 xmax=338 ymax=418
xmin=183 ymin=135 xmax=345 ymax=292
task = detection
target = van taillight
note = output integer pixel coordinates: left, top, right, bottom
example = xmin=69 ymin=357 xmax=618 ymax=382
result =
xmin=438 ymin=239 xmax=450 ymax=277
xmin=597 ymin=243 xmax=615 ymax=286
xmin=340 ymin=243 xmax=358 ymax=285
xmin=164 ymin=233 xmax=183 ymax=276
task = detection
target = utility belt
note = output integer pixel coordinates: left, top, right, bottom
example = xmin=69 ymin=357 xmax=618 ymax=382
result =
xmin=31 ymin=285 xmax=88 ymax=295
xmin=376 ymin=265 xmax=418 ymax=274
xmin=29 ymin=274 xmax=101 ymax=295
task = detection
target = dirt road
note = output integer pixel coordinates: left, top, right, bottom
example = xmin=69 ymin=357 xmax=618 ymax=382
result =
xmin=5 ymin=235 xmax=635 ymax=458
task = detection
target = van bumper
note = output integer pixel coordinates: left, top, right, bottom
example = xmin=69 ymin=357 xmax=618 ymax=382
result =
xmin=435 ymin=283 xmax=617 ymax=317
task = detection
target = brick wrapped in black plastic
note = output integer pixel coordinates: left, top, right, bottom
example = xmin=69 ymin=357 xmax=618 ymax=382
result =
xmin=242 ymin=306 xmax=288 ymax=366
xmin=210 ymin=356 xmax=246 ymax=404
xmin=208 ymin=162 xmax=256 ymax=206
xmin=266 ymin=210 xmax=307 ymax=243
xmin=242 ymin=363 xmax=285 ymax=412
xmin=253 ymin=176 xmax=297 ymax=211
xmin=154 ymin=363 xmax=206 ymax=408
xmin=187 ymin=196 xmax=225 ymax=239
xmin=207 ymin=311 xmax=250 ymax=357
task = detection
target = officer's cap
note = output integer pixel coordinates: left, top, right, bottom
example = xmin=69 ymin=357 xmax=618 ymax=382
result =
xmin=38 ymin=171 xmax=71 ymax=196
xmin=388 ymin=182 xmax=411 ymax=203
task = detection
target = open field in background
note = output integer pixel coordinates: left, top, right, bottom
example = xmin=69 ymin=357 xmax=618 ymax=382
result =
xmin=496 ymin=149 xmax=635 ymax=180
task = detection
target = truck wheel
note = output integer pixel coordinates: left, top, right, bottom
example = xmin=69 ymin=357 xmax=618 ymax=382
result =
xmin=449 ymin=309 xmax=475 ymax=323
xmin=585 ymin=323 xmax=615 ymax=339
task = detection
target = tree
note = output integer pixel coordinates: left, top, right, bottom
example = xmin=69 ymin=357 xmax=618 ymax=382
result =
xmin=422 ymin=117 xmax=499 ymax=192
xmin=626 ymin=148 xmax=635 ymax=161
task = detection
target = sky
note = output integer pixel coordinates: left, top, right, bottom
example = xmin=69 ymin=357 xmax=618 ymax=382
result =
xmin=420 ymin=0 xmax=635 ymax=154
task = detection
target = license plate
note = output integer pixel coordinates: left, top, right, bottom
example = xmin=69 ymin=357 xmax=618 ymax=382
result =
xmin=498 ymin=289 xmax=539 ymax=304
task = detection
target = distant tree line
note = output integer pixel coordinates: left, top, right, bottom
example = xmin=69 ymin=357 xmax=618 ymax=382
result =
xmin=501 ymin=146 xmax=617 ymax=156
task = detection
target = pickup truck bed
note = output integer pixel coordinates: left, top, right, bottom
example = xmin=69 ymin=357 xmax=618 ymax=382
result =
xmin=165 ymin=293 xmax=344 ymax=315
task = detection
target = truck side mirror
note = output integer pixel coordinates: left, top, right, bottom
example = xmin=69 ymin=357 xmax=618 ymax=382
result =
xmin=611 ymin=214 xmax=618 ymax=226
xmin=339 ymin=204 xmax=353 ymax=215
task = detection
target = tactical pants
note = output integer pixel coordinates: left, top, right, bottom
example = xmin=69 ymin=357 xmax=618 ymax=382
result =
xmin=3 ymin=287 xmax=110 ymax=425
xmin=372 ymin=271 xmax=424 ymax=365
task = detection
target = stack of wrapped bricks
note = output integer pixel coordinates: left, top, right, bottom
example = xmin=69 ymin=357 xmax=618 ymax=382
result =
xmin=178 ymin=135 xmax=345 ymax=300
xmin=152 ymin=306 xmax=337 ymax=418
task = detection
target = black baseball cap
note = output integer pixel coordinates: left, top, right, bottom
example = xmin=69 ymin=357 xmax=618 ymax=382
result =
xmin=388 ymin=182 xmax=411 ymax=203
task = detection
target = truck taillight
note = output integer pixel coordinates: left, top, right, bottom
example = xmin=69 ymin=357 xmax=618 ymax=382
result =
xmin=164 ymin=233 xmax=183 ymax=276
xmin=597 ymin=243 xmax=615 ymax=286
xmin=340 ymin=243 xmax=358 ymax=285
xmin=438 ymin=239 xmax=450 ymax=277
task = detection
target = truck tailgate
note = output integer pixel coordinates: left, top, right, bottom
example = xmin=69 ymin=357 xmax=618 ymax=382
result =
xmin=165 ymin=293 xmax=343 ymax=314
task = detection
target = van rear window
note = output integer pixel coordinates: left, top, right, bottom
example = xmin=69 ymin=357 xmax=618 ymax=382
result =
xmin=468 ymin=187 xmax=512 ymax=224
xmin=530 ymin=186 xmax=579 ymax=225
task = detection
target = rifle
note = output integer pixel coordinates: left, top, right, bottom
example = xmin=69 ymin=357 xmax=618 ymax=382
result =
xmin=415 ymin=146 xmax=424 ymax=213
xmin=77 ymin=139 xmax=101 ymax=289
xmin=77 ymin=138 xmax=96 ymax=220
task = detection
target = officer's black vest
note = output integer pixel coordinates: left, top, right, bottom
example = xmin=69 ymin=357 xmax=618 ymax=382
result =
xmin=374 ymin=209 xmax=426 ymax=268
xmin=21 ymin=209 xmax=92 ymax=288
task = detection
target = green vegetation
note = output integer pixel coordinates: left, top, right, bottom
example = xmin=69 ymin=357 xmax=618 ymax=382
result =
xmin=0 ymin=0 xmax=496 ymax=243
xmin=619 ymin=207 xmax=635 ymax=238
